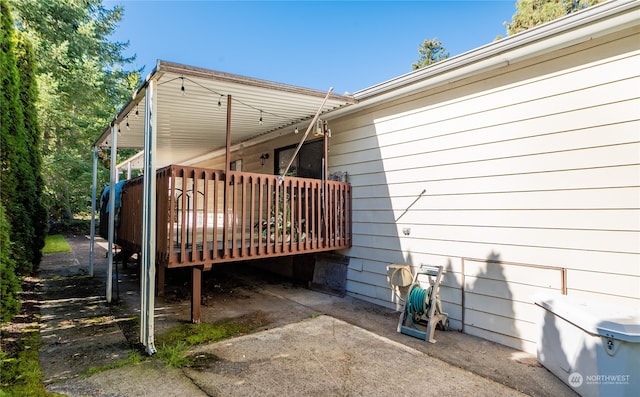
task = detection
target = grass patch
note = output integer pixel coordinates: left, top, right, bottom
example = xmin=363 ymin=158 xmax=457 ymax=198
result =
xmin=1 ymin=314 xmax=268 ymax=394
xmin=77 ymin=315 xmax=269 ymax=375
xmin=82 ymin=350 xmax=145 ymax=377
xmin=156 ymin=342 xmax=190 ymax=368
xmin=157 ymin=318 xmax=260 ymax=347
xmin=154 ymin=315 xmax=268 ymax=368
xmin=0 ymin=324 xmax=58 ymax=397
xmin=42 ymin=235 xmax=71 ymax=254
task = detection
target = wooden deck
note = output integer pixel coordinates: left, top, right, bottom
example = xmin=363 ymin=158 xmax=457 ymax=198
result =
xmin=115 ymin=164 xmax=352 ymax=269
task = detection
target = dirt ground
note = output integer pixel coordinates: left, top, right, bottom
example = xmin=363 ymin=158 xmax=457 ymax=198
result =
xmin=3 ymin=235 xmax=577 ymax=396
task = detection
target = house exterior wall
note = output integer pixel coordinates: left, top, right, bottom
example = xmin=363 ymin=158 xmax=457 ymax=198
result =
xmin=328 ymin=26 xmax=640 ymax=353
xmin=192 ymin=128 xmax=311 ymax=174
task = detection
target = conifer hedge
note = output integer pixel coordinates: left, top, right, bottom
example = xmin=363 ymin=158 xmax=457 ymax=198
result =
xmin=0 ymin=0 xmax=45 ymax=322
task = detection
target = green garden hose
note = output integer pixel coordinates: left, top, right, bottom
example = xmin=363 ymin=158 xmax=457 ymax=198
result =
xmin=407 ymin=283 xmax=431 ymax=326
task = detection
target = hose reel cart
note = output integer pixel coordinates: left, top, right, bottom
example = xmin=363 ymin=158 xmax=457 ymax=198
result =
xmin=390 ymin=264 xmax=449 ymax=343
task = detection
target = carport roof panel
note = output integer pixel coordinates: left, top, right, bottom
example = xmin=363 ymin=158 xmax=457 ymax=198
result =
xmin=95 ymin=60 xmax=356 ymax=166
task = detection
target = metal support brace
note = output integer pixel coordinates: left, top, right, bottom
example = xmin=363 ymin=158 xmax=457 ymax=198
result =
xmin=140 ymin=79 xmax=157 ymax=355
xmin=89 ymin=146 xmax=98 ymax=276
xmin=106 ymin=125 xmax=118 ymax=303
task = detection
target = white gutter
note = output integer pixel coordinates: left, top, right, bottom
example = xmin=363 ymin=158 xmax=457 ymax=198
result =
xmin=326 ymin=0 xmax=640 ymax=118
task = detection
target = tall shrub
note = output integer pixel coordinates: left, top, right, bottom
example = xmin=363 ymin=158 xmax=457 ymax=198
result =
xmin=0 ymin=0 xmax=19 ymax=212
xmin=14 ymin=32 xmax=46 ymax=268
xmin=0 ymin=203 xmax=21 ymax=322
xmin=1 ymin=0 xmax=35 ymax=277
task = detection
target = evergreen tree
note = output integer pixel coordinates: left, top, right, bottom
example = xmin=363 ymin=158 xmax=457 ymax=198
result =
xmin=505 ymin=0 xmax=605 ymax=36
xmin=1 ymin=0 xmax=34 ymax=275
xmin=412 ymin=38 xmax=449 ymax=70
xmin=0 ymin=203 xmax=21 ymax=323
xmin=14 ymin=31 xmax=46 ymax=268
xmin=9 ymin=0 xmax=139 ymax=221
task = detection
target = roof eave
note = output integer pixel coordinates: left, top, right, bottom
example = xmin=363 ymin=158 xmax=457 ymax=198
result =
xmin=93 ymin=60 xmax=357 ymax=149
xmin=93 ymin=61 xmax=160 ymax=148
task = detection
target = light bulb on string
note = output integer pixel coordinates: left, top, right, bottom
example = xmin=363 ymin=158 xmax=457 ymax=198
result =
xmin=294 ymin=126 xmax=299 ymax=134
xmin=218 ymin=95 xmax=222 ymax=108
xmin=135 ymin=104 xmax=139 ymax=118
xmin=126 ymin=116 xmax=130 ymax=130
xmin=180 ymin=77 xmax=186 ymax=96
xmin=259 ymin=110 xmax=263 ymax=125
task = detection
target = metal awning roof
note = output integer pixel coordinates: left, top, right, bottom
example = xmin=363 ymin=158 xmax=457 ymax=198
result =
xmin=95 ymin=60 xmax=356 ymax=167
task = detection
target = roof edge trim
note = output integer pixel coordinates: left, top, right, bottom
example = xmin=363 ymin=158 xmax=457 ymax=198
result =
xmin=156 ymin=60 xmax=357 ymax=104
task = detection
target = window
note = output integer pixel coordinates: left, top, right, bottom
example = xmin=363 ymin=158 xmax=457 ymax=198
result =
xmin=275 ymin=139 xmax=323 ymax=179
xmin=230 ymin=159 xmax=242 ymax=171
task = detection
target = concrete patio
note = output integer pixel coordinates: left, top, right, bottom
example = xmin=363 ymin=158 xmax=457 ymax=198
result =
xmin=38 ymin=235 xmax=576 ymax=396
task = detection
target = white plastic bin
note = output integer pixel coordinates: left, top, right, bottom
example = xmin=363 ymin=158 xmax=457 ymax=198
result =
xmin=535 ymin=294 xmax=640 ymax=397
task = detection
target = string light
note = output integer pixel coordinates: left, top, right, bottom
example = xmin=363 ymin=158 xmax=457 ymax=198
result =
xmin=135 ymin=104 xmax=139 ymax=118
xmin=294 ymin=126 xmax=299 ymax=134
xmin=259 ymin=110 xmax=263 ymax=125
xmin=159 ymin=75 xmax=293 ymax=120
xmin=126 ymin=116 xmax=130 ymax=130
xmin=218 ymin=95 xmax=222 ymax=108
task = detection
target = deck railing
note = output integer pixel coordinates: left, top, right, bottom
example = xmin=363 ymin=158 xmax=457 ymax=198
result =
xmin=116 ymin=164 xmax=352 ymax=268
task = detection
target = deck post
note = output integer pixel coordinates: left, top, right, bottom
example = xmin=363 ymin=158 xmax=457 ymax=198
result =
xmin=191 ymin=266 xmax=202 ymax=324
xmin=222 ymin=95 xmax=232 ymax=257
xmin=323 ymin=122 xmax=329 ymax=245
xmin=157 ymin=264 xmax=165 ymax=296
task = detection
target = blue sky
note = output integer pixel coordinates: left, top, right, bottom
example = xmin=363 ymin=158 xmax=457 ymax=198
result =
xmin=106 ymin=1 xmax=517 ymax=94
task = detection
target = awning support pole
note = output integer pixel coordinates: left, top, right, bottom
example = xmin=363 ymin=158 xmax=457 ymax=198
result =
xmin=323 ymin=126 xmax=329 ymax=242
xmin=106 ymin=124 xmax=118 ymax=302
xmin=222 ymin=95 xmax=231 ymax=259
xmin=140 ymin=79 xmax=158 ymax=355
xmin=89 ymin=146 xmax=98 ymax=277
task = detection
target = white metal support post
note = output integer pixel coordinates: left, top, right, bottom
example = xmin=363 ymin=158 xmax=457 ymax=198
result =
xmin=89 ymin=146 xmax=98 ymax=276
xmin=140 ymin=79 xmax=157 ymax=354
xmin=106 ymin=124 xmax=118 ymax=302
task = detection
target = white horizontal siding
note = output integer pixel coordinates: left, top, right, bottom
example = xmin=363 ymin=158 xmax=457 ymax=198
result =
xmin=355 ymin=162 xmax=640 ymax=199
xmin=352 ymin=223 xmax=638 ymax=253
xmin=566 ymin=269 xmax=640 ymax=299
xmin=344 ymin=140 xmax=639 ymax=183
xmin=355 ymin=208 xmax=640 ymax=232
xmin=333 ymin=28 xmax=640 ymax=353
xmin=356 ymin=186 xmax=639 ymax=211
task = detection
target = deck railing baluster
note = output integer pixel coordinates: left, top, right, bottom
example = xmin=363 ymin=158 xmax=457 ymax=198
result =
xmin=113 ymin=165 xmax=350 ymax=269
